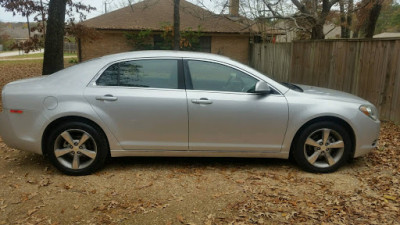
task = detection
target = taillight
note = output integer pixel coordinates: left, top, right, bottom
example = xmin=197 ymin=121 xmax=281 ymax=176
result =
xmin=10 ymin=110 xmax=23 ymax=114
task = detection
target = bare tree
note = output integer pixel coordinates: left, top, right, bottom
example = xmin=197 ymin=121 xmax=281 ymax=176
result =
xmin=353 ymin=0 xmax=386 ymax=38
xmin=291 ymin=0 xmax=340 ymax=39
xmin=0 ymin=0 xmax=40 ymax=38
xmin=240 ymin=0 xmax=340 ymax=40
xmin=240 ymin=0 xmax=295 ymax=41
xmin=363 ymin=0 xmax=384 ymax=38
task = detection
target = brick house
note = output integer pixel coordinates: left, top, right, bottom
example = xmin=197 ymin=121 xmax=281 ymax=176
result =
xmin=78 ymin=0 xmax=258 ymax=64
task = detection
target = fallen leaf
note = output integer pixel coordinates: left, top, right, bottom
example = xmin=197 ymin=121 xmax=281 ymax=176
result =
xmin=9 ymin=184 xmax=19 ymax=189
xmin=26 ymin=179 xmax=37 ymax=184
xmin=63 ymin=184 xmax=73 ymax=190
xmin=136 ymin=182 xmax=153 ymax=190
xmin=177 ymin=214 xmax=185 ymax=223
xmin=157 ymin=203 xmax=169 ymax=209
xmin=39 ymin=178 xmax=51 ymax=187
xmin=27 ymin=208 xmax=38 ymax=216
xmin=383 ymin=195 xmax=397 ymax=201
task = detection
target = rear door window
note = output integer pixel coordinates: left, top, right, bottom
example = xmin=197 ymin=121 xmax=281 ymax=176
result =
xmin=97 ymin=59 xmax=179 ymax=89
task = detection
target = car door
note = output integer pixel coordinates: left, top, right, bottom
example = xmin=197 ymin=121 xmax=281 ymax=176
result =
xmin=84 ymin=58 xmax=188 ymax=150
xmin=185 ymin=60 xmax=288 ymax=152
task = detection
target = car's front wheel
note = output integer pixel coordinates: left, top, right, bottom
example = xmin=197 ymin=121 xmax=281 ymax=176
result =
xmin=293 ymin=121 xmax=352 ymax=173
xmin=46 ymin=121 xmax=109 ymax=175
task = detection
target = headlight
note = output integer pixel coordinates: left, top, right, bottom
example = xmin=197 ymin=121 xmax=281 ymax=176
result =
xmin=359 ymin=105 xmax=378 ymax=121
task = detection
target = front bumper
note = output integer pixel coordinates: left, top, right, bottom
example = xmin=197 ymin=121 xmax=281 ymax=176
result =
xmin=352 ymin=113 xmax=381 ymax=158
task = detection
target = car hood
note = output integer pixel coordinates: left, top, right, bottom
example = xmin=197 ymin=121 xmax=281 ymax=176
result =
xmin=296 ymin=84 xmax=369 ymax=104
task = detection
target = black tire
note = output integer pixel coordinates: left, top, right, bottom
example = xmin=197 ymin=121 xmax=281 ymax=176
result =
xmin=46 ymin=121 xmax=109 ymax=176
xmin=293 ymin=121 xmax=352 ymax=173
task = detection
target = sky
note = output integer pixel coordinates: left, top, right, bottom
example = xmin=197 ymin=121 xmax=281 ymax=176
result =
xmin=0 ymin=0 xmax=219 ymax=23
xmin=2 ymin=0 xmax=400 ymax=23
xmin=0 ymin=0 xmax=125 ymax=23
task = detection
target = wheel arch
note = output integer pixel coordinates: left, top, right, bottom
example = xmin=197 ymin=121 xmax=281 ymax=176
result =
xmin=41 ymin=116 xmax=110 ymax=156
xmin=289 ymin=116 xmax=356 ymax=160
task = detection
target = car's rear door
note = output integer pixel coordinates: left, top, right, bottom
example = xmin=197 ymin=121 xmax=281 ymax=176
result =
xmin=185 ymin=59 xmax=288 ymax=152
xmin=84 ymin=58 xmax=188 ymax=151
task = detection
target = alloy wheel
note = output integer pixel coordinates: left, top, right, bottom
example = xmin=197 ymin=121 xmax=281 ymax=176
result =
xmin=303 ymin=128 xmax=345 ymax=168
xmin=53 ymin=129 xmax=97 ymax=170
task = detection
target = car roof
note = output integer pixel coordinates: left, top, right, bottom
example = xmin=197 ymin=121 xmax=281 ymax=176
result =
xmin=98 ymin=50 xmax=231 ymax=62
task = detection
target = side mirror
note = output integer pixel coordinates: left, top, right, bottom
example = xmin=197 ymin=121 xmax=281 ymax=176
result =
xmin=254 ymin=81 xmax=272 ymax=94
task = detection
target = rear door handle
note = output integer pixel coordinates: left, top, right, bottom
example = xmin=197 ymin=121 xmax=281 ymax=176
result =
xmin=96 ymin=94 xmax=118 ymax=101
xmin=191 ymin=98 xmax=213 ymax=104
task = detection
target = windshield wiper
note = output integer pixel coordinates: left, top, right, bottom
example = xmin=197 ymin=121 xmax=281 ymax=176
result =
xmin=281 ymin=82 xmax=303 ymax=92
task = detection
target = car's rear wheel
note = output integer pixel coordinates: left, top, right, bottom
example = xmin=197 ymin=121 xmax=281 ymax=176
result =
xmin=293 ymin=121 xmax=352 ymax=173
xmin=46 ymin=121 xmax=108 ymax=175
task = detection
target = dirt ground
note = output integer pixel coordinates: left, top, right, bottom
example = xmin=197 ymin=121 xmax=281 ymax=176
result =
xmin=0 ymin=60 xmax=399 ymax=225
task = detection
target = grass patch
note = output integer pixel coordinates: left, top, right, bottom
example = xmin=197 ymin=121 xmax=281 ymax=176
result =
xmin=0 ymin=52 xmax=77 ymax=59
xmin=0 ymin=59 xmax=44 ymax=64
xmin=1 ymin=53 xmax=44 ymax=59
xmin=0 ymin=59 xmax=75 ymax=67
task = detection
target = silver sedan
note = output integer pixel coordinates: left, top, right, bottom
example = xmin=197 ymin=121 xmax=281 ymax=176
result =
xmin=0 ymin=51 xmax=380 ymax=175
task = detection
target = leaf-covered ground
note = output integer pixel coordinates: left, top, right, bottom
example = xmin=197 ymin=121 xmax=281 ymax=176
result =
xmin=0 ymin=61 xmax=399 ymax=224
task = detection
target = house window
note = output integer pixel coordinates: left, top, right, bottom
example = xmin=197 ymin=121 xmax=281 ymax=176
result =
xmin=198 ymin=37 xmax=211 ymax=53
xmin=153 ymin=35 xmax=169 ymax=50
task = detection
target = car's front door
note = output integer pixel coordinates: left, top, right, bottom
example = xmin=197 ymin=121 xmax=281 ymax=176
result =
xmin=84 ymin=58 xmax=188 ymax=150
xmin=185 ymin=60 xmax=288 ymax=152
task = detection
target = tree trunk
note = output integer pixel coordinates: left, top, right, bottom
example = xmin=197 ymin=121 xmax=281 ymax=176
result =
xmin=339 ymin=0 xmax=347 ymax=38
xmin=42 ymin=0 xmax=67 ymax=75
xmin=339 ymin=0 xmax=351 ymax=38
xmin=363 ymin=0 xmax=383 ymax=38
xmin=26 ymin=14 xmax=31 ymax=38
xmin=40 ymin=0 xmax=46 ymax=37
xmin=173 ymin=0 xmax=180 ymax=50
xmin=347 ymin=0 xmax=353 ymax=37
xmin=311 ymin=23 xmax=325 ymax=39
xmin=292 ymin=0 xmax=337 ymax=40
xmin=353 ymin=28 xmax=359 ymax=38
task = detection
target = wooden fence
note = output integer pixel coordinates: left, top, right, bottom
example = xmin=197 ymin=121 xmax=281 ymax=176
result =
xmin=250 ymin=39 xmax=400 ymax=123
xmin=64 ymin=42 xmax=77 ymax=53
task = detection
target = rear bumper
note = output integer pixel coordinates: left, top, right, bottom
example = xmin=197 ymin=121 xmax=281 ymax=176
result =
xmin=0 ymin=111 xmax=43 ymax=155
xmin=0 ymin=111 xmax=18 ymax=149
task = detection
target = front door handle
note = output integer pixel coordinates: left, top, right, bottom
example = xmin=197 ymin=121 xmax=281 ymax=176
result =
xmin=96 ymin=94 xmax=118 ymax=101
xmin=191 ymin=98 xmax=213 ymax=104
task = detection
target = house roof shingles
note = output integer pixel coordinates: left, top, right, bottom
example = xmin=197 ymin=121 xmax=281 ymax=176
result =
xmin=82 ymin=0 xmax=252 ymax=34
